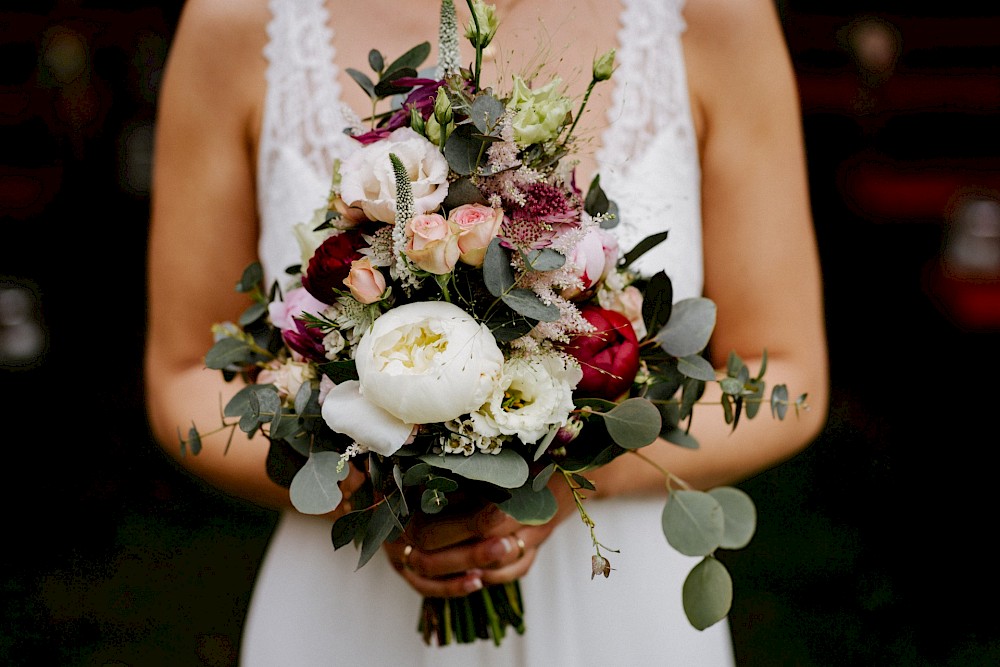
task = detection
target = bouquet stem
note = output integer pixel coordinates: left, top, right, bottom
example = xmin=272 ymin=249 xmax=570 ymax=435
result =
xmin=418 ymin=580 xmax=525 ymax=646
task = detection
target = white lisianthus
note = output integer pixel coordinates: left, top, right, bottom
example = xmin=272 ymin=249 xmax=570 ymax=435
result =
xmin=339 ymin=127 xmax=450 ymax=223
xmin=471 ymin=352 xmax=583 ymax=444
xmin=355 ymin=300 xmax=504 ymax=424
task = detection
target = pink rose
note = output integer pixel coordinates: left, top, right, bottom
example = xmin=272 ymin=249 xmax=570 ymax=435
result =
xmin=405 ymin=213 xmax=461 ymax=274
xmin=564 ymin=305 xmax=640 ymax=400
xmin=343 ymin=257 xmax=386 ymax=304
xmin=448 ymin=203 xmax=504 ymax=267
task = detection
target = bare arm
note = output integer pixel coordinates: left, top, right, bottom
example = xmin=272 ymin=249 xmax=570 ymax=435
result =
xmin=588 ymin=0 xmax=829 ymax=496
xmin=145 ymin=0 xmax=364 ymax=512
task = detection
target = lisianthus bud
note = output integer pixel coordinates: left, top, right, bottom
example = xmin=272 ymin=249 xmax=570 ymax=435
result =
xmin=593 ymin=48 xmax=616 ymax=82
xmin=465 ymin=1 xmax=498 ymax=48
xmin=553 ymin=414 xmax=584 ymax=446
xmin=433 ymin=87 xmax=453 ymax=124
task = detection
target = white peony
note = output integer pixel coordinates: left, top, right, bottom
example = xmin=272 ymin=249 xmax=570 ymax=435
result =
xmin=471 ymin=352 xmax=583 ymax=444
xmin=339 ymin=127 xmax=450 ymax=223
xmin=322 ymin=301 xmax=504 ymax=455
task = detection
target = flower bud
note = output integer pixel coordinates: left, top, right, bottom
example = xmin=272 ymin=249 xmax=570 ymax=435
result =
xmin=465 ymin=1 xmax=498 ymax=48
xmin=593 ymin=48 xmax=616 ymax=82
xmin=433 ymin=87 xmax=454 ymax=124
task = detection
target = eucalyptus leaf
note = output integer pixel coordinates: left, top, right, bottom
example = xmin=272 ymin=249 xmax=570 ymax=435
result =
xmin=654 ymin=298 xmax=717 ymax=357
xmin=402 ymin=462 xmax=432 ymax=486
xmin=501 ymin=288 xmax=560 ymax=322
xmin=421 ymin=488 xmax=448 ymax=514
xmin=236 ymin=262 xmax=262 ymax=292
xmin=771 ymin=384 xmax=789 ymax=420
xmin=662 ymin=426 xmax=700 ymax=449
xmin=601 ymin=398 xmax=662 ymax=449
xmin=469 ymin=94 xmax=505 ymax=135
xmin=444 ymin=128 xmax=485 ymax=175
xmin=522 ymin=248 xmax=566 ymax=272
xmin=719 ymin=377 xmax=744 ymax=396
xmin=419 ymin=449 xmax=529 ymax=489
xmin=185 ymin=425 xmax=202 ymax=456
xmin=289 ymin=451 xmax=351 ymax=515
xmin=238 ymin=301 xmax=268 ymax=328
xmin=358 ymin=497 xmax=400 ymax=569
xmin=425 ymin=476 xmax=459 ymax=492
xmin=661 ymin=490 xmax=723 ymax=557
xmin=498 ymin=484 xmax=558 ymax=525
xmin=682 ymin=557 xmax=733 ymax=631
xmin=709 ymin=486 xmax=757 ymax=550
xmin=483 ymin=238 xmax=514 ymax=296
xmin=532 ymin=463 xmax=556 ymax=491
xmin=677 ymin=354 xmax=716 ymax=382
xmin=442 ymin=176 xmax=488 ymax=208
xmin=204 ymin=337 xmax=252 ymax=370
xmin=367 ymin=49 xmax=384 ymax=72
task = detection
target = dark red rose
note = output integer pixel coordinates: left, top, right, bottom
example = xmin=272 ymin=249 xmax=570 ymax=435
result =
xmin=301 ymin=230 xmax=367 ymax=304
xmin=565 ymin=305 xmax=640 ymax=400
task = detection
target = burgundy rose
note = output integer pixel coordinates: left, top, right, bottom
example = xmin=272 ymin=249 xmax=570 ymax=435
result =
xmin=301 ymin=229 xmax=367 ymax=304
xmin=564 ymin=305 xmax=640 ymax=400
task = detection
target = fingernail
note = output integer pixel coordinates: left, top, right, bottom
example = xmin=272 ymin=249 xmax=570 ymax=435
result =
xmin=486 ymin=537 xmax=512 ymax=561
xmin=464 ymin=577 xmax=483 ymax=593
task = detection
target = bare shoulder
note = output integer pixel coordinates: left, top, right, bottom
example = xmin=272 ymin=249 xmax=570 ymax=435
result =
xmin=163 ymin=0 xmax=270 ymax=122
xmin=681 ymin=0 xmax=797 ymax=142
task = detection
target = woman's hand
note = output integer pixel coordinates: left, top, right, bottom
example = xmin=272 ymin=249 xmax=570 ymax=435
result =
xmin=384 ymin=476 xmax=578 ymax=598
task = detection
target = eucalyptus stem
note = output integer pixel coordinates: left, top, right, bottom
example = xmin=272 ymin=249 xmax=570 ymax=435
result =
xmin=466 ymin=0 xmax=483 ymax=92
xmin=628 ymin=448 xmax=689 ymax=491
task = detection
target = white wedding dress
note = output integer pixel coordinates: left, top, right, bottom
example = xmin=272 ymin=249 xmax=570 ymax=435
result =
xmin=242 ymin=0 xmax=735 ymax=664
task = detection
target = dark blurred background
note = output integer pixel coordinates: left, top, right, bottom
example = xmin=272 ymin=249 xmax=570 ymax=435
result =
xmin=2 ymin=1 xmax=999 ymax=665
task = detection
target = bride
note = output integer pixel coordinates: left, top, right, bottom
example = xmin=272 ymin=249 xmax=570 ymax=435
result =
xmin=144 ymin=0 xmax=829 ymax=664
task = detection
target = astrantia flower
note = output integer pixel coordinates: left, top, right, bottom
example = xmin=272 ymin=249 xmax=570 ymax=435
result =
xmin=470 ymin=352 xmax=582 ymax=444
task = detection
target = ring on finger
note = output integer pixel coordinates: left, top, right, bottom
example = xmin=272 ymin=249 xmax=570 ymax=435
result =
xmin=402 ymin=544 xmax=414 ymax=571
xmin=512 ymin=533 xmax=526 ymax=560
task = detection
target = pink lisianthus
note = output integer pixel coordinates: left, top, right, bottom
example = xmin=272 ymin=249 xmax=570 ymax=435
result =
xmin=344 ymin=257 xmax=387 ymax=304
xmin=268 ymin=286 xmax=327 ymax=331
xmin=405 ymin=213 xmax=461 ymax=274
xmin=564 ymin=305 xmax=640 ymax=400
xmin=449 ymin=203 xmax=504 ymax=267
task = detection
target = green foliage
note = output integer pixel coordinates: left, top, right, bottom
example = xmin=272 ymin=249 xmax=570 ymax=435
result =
xmin=419 ymin=449 xmax=529 ymax=489
xmin=682 ymin=557 xmax=733 ymax=631
xmin=289 ymin=451 xmax=351 ymax=515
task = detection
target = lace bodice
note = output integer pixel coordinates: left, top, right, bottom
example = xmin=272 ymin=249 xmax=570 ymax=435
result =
xmin=257 ymin=0 xmax=702 ymax=298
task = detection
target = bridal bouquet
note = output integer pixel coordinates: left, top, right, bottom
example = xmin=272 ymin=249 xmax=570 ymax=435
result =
xmin=185 ymin=0 xmax=805 ymax=647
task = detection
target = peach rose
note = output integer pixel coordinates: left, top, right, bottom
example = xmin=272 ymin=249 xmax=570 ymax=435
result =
xmin=405 ymin=213 xmax=461 ymax=274
xmin=448 ymin=203 xmax=504 ymax=267
xmin=343 ymin=257 xmax=386 ymax=304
